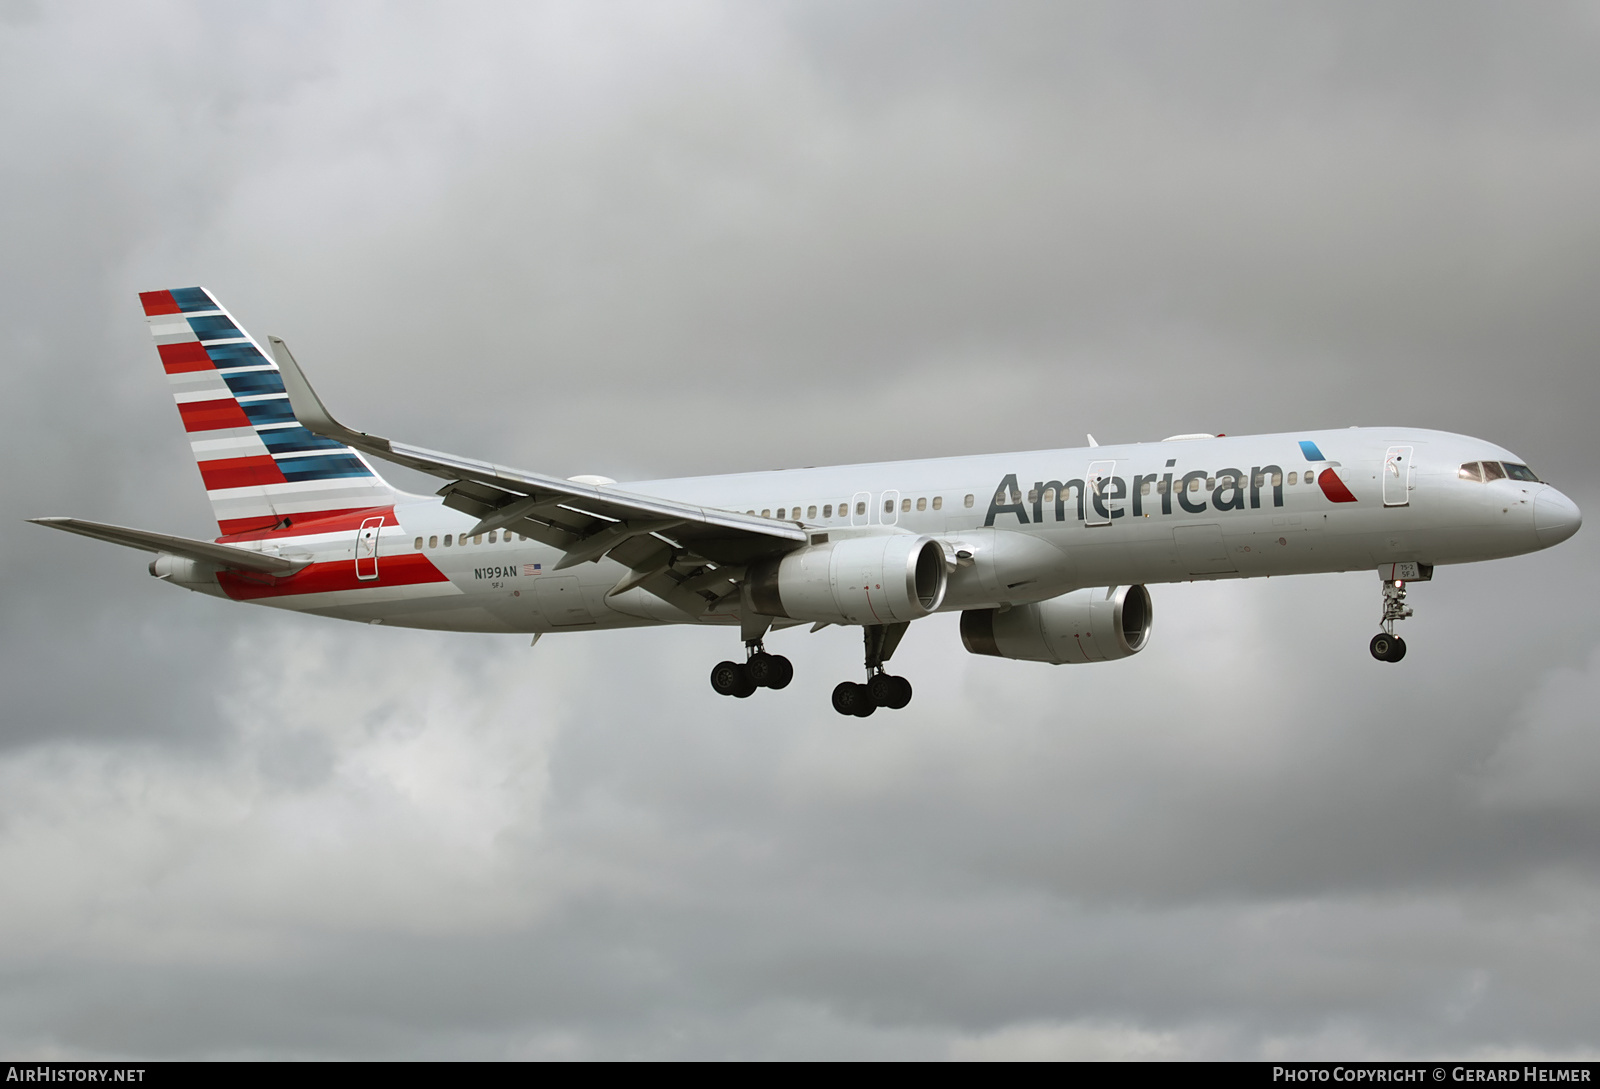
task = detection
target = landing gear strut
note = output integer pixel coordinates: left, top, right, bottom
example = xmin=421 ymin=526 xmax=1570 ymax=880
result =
xmin=1370 ymin=579 xmax=1412 ymax=663
xmin=710 ymin=636 xmax=793 ymax=698
xmin=832 ymin=622 xmax=914 ymax=717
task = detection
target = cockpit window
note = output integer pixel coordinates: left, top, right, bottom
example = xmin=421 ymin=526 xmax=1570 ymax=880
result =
xmin=1503 ymin=462 xmax=1541 ymax=483
xmin=1458 ymin=462 xmax=1483 ymax=482
xmin=1481 ymin=461 xmax=1506 ymax=482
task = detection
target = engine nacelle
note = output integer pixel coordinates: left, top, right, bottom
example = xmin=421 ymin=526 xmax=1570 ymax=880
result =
xmin=149 ymin=553 xmax=225 ymax=596
xmin=748 ymin=534 xmax=948 ymax=625
xmin=960 ymin=585 xmax=1153 ymax=664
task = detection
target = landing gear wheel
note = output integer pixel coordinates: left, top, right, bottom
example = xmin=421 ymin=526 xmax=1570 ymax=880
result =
xmin=747 ymin=652 xmax=793 ymax=689
xmin=886 ymin=675 xmax=913 ymax=710
xmin=746 ymin=652 xmax=775 ymax=686
xmin=831 ymin=681 xmax=876 ymax=717
xmin=711 ymin=660 xmax=756 ymax=696
xmin=867 ymin=672 xmax=898 ymax=707
xmin=1369 ymin=634 xmax=1406 ymax=663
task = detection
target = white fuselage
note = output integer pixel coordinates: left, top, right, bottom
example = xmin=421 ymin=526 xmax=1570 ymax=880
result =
xmin=188 ymin=426 xmax=1579 ymax=634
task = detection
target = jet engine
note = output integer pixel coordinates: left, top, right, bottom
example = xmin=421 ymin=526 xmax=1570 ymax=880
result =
xmin=960 ymin=585 xmax=1152 ymax=664
xmin=747 ymin=534 xmax=948 ymax=625
xmin=148 ymin=553 xmax=226 ymax=595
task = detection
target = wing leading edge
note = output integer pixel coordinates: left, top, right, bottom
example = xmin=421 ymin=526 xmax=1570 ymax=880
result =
xmin=268 ymin=337 xmax=806 ymax=614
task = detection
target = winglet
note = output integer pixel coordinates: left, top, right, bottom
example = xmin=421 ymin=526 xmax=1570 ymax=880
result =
xmin=268 ymin=336 xmax=390 ymax=452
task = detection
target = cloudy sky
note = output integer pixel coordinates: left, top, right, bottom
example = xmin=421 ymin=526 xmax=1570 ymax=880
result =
xmin=3 ymin=0 xmax=1599 ymax=1059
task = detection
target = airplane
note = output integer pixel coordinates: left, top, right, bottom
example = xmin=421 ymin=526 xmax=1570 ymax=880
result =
xmin=32 ymin=287 xmax=1583 ymax=716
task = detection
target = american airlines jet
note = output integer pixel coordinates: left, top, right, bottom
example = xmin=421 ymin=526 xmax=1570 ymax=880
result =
xmin=34 ymin=288 xmax=1583 ymax=716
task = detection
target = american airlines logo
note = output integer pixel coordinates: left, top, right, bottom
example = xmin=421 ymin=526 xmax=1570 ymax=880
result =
xmin=984 ymin=455 xmax=1355 ymax=528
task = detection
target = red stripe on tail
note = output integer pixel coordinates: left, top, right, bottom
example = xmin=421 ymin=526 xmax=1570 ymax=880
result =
xmin=198 ymin=455 xmax=287 ymax=490
xmin=218 ymin=552 xmax=449 ymax=601
xmin=139 ymin=290 xmax=181 ymax=316
xmin=218 ymin=506 xmax=398 ymax=541
xmin=177 ymin=398 xmax=253 ymax=432
xmin=158 ymin=342 xmax=213 ymax=373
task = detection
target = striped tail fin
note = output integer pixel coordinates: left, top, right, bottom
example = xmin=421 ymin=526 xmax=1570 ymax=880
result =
xmin=139 ymin=287 xmax=400 ymax=538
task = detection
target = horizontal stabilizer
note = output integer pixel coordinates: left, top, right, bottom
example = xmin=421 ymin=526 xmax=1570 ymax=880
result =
xmin=28 ymin=517 xmax=305 ymax=574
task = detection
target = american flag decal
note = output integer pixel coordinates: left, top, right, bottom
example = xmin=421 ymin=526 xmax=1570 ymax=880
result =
xmin=523 ymin=563 xmax=542 ymax=575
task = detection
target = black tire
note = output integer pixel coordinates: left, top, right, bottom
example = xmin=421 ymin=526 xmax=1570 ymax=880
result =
xmin=886 ymin=675 xmax=913 ymax=710
xmin=746 ymin=652 xmax=776 ymax=687
xmin=732 ymin=668 xmax=758 ymax=697
xmin=832 ymin=681 xmax=861 ymax=716
xmin=867 ymin=673 xmax=897 ymax=707
xmin=766 ymin=655 xmax=794 ymax=690
xmin=1369 ymin=634 xmax=1394 ymax=662
xmin=851 ymin=683 xmax=877 ymax=717
xmin=1388 ymin=636 xmax=1407 ymax=662
xmin=711 ymin=660 xmax=748 ymax=696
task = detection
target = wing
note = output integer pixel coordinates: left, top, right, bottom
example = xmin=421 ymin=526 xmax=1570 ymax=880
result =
xmin=269 ymin=337 xmax=806 ymax=616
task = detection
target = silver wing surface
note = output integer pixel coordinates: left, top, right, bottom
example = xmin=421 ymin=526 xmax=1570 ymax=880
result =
xmin=269 ymin=337 xmax=807 ymax=617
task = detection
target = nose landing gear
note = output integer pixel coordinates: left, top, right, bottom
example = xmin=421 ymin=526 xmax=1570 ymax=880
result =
xmin=1370 ymin=578 xmax=1412 ymax=663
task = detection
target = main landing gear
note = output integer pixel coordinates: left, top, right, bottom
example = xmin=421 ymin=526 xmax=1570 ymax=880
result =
xmin=1370 ymin=578 xmax=1412 ymax=663
xmin=710 ymin=638 xmax=793 ymax=698
xmin=831 ymin=623 xmax=913 ymax=717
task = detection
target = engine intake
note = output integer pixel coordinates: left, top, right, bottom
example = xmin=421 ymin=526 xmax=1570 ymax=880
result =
xmin=961 ymin=585 xmax=1152 ymax=664
xmin=748 ymin=535 xmax=948 ymax=625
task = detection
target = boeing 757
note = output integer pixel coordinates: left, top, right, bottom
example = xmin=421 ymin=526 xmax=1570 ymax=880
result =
xmin=31 ymin=287 xmax=1583 ymax=715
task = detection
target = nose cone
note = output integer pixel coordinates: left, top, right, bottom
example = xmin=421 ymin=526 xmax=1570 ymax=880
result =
xmin=1535 ymin=488 xmax=1582 ymax=548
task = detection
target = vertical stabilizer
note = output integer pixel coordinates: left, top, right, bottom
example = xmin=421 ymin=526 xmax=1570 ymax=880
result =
xmin=139 ymin=287 xmax=399 ymax=537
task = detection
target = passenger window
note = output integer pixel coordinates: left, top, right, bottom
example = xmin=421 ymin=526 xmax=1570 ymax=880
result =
xmin=932 ymin=496 xmax=943 ymax=510
xmin=1458 ymin=463 xmax=1482 ymax=482
xmin=1304 ymin=471 xmax=1315 ymax=485
xmin=916 ymin=497 xmax=926 ymax=511
xmin=1271 ymin=472 xmax=1283 ymax=487
xmin=808 ymin=505 xmax=817 ymax=519
xmin=964 ymin=494 xmax=974 ymax=508
xmin=443 ymin=534 xmax=453 ymax=547
xmin=414 ymin=537 xmax=423 ymax=550
xmin=883 ymin=499 xmax=894 ymax=514
xmin=901 ymin=498 xmax=911 ymax=513
xmin=1157 ymin=480 xmax=1167 ymax=494
xmin=1188 ymin=478 xmax=1200 ymax=493
xmin=1027 ymin=488 xmax=1038 ymax=505
xmin=823 ymin=504 xmax=832 ymax=518
xmin=761 ymin=509 xmax=771 ymax=518
xmin=488 ymin=530 xmax=497 ymax=543
xmin=777 ymin=508 xmax=786 ymax=520
xmin=1205 ymin=476 xmax=1215 ymax=491
xmin=1482 ymin=461 xmax=1506 ymax=482
xmin=1043 ymin=487 xmax=1056 ymax=503
xmin=1138 ymin=482 xmax=1149 ymax=496
xmin=428 ymin=535 xmax=438 ymax=548
xmin=856 ymin=501 xmax=866 ymax=516
xmin=1287 ymin=472 xmax=1297 ymax=485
